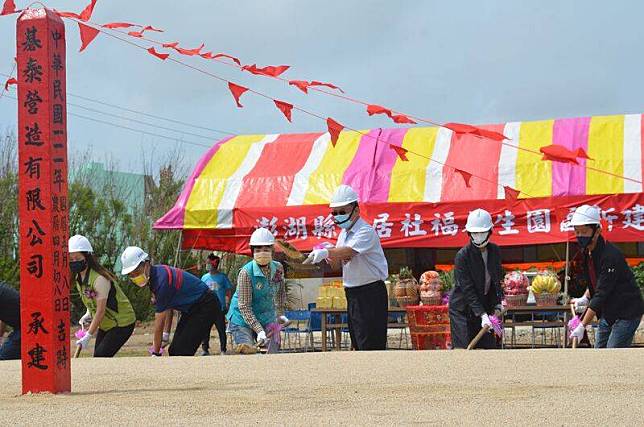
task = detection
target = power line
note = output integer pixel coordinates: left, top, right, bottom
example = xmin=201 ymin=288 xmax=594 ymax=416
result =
xmin=2 ymin=94 xmax=210 ymax=148
xmin=0 ymin=71 xmax=236 ymax=137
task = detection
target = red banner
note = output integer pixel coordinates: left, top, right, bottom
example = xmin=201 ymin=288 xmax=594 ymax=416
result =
xmin=17 ymin=8 xmax=70 ymax=394
xmin=181 ymin=193 xmax=644 ymax=254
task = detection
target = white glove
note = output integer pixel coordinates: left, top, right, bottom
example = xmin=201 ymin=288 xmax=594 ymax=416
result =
xmin=76 ymin=332 xmax=93 ymax=350
xmin=572 ymin=296 xmax=589 ymax=313
xmin=79 ymin=310 xmax=92 ymax=327
xmin=256 ymin=330 xmax=267 ymax=346
xmin=304 ymin=248 xmax=329 ymax=265
xmin=277 ymin=315 xmax=290 ymax=326
xmin=570 ymin=323 xmax=586 ymax=340
xmin=162 ymin=332 xmax=170 ymax=344
xmin=481 ymin=313 xmax=493 ymax=329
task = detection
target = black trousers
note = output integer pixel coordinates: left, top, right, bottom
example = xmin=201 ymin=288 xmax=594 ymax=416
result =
xmin=94 ymin=323 xmax=135 ymax=357
xmin=169 ymin=291 xmax=220 ymax=356
xmin=449 ymin=308 xmax=497 ymax=349
xmin=201 ymin=299 xmax=227 ymax=353
xmin=345 ymin=280 xmax=388 ymax=351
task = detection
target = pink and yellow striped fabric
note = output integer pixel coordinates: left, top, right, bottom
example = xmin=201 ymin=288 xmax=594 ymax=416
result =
xmin=155 ymin=113 xmax=643 ymax=230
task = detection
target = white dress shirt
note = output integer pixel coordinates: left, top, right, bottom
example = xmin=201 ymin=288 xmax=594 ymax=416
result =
xmin=336 ymin=218 xmax=388 ymax=288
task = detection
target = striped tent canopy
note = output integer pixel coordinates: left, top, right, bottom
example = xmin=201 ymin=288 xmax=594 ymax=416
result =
xmin=155 ymin=113 xmax=644 ymax=253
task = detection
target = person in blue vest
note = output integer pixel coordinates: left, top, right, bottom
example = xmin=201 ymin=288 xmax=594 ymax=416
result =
xmin=120 ymin=246 xmax=225 ymax=356
xmin=199 ymin=253 xmax=232 ymax=355
xmin=227 ymin=228 xmax=288 ymax=354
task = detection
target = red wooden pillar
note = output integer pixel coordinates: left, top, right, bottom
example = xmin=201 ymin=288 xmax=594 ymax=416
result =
xmin=17 ymin=8 xmax=70 ymax=394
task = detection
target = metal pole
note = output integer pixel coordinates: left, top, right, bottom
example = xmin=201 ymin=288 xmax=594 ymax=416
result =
xmin=564 ymin=239 xmax=570 ymax=299
xmin=173 ymin=231 xmax=183 ymax=267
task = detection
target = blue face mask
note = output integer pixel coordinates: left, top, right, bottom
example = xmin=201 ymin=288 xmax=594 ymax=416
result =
xmin=334 ymin=214 xmax=352 ymax=229
xmin=333 ymin=204 xmax=357 ymax=229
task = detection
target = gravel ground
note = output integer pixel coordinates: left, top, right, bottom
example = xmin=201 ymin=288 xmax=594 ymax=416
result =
xmin=0 ymin=349 xmax=642 ymax=426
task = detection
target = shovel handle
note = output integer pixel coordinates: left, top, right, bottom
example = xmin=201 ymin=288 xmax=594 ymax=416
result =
xmin=467 ymin=325 xmax=490 ymax=350
xmin=74 ymin=345 xmax=82 ymax=358
xmin=572 ymin=337 xmax=578 ymax=349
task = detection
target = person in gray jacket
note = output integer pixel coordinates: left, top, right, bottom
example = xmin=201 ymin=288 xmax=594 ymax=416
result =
xmin=449 ymin=209 xmax=504 ymax=349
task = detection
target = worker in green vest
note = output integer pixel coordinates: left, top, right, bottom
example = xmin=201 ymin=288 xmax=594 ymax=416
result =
xmin=227 ymin=228 xmax=288 ymax=354
xmin=69 ymin=235 xmax=136 ymax=357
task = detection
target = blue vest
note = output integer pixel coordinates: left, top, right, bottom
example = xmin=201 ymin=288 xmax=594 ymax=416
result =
xmin=227 ymin=260 xmax=279 ymax=329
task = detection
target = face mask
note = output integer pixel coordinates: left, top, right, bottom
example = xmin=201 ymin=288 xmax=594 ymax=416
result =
xmin=254 ymin=252 xmax=272 ymax=266
xmin=470 ymin=231 xmax=490 ymax=248
xmin=131 ymin=273 xmax=149 ymax=287
xmin=576 ymin=228 xmax=596 ymax=250
xmin=70 ymin=260 xmax=87 ymax=274
xmin=333 ymin=204 xmax=356 ymax=229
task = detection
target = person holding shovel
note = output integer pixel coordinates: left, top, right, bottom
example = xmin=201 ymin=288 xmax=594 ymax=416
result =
xmin=69 ymin=235 xmax=136 ymax=357
xmin=226 ymin=228 xmax=288 ymax=354
xmin=449 ymin=209 xmax=504 ymax=349
xmin=568 ymin=205 xmax=643 ymax=348
xmin=120 ymin=246 xmax=224 ymax=356
xmin=305 ymin=184 xmax=389 ymax=350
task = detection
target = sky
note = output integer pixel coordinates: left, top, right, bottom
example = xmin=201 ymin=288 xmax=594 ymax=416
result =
xmin=1 ymin=0 xmax=644 ymax=174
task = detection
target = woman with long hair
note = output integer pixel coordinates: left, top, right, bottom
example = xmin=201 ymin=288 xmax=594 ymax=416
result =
xmin=69 ymin=235 xmax=136 ymax=357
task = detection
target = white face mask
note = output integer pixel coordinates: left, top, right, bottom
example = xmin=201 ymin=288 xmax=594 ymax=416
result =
xmin=470 ymin=231 xmax=490 ymax=248
xmin=254 ymin=252 xmax=272 ymax=266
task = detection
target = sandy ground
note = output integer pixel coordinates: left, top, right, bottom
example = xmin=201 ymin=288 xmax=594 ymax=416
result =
xmin=0 ymin=349 xmax=642 ymax=426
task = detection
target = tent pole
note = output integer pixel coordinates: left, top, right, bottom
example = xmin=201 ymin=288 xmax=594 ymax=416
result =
xmin=173 ymin=231 xmax=183 ymax=267
xmin=564 ymin=239 xmax=570 ymax=300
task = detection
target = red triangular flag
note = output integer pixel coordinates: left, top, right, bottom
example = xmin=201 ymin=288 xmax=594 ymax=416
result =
xmin=576 ymin=147 xmax=592 ymax=160
xmin=273 ymin=100 xmax=293 ymax=122
xmin=443 ymin=122 xmax=478 ymax=134
xmin=79 ymin=0 xmax=97 ymax=21
xmin=390 ymin=144 xmax=409 ymax=161
xmin=162 ymin=42 xmax=179 ymax=48
xmin=540 ymin=144 xmax=579 ymax=164
xmin=228 ymin=82 xmax=248 ymax=108
xmin=54 ymin=10 xmax=82 ymax=19
xmin=474 ymin=128 xmax=506 ymax=141
xmin=310 ymin=81 xmax=344 ymax=93
xmin=1 ymin=0 xmax=16 ymax=15
xmin=143 ymin=25 xmax=163 ymax=32
xmin=212 ymin=53 xmax=241 ymax=65
xmin=242 ymin=64 xmax=290 ymax=77
xmin=326 ymin=117 xmax=344 ymax=147
xmin=289 ymin=80 xmax=310 ymax=94
xmin=147 ymin=47 xmax=169 ymax=60
xmin=102 ymin=22 xmax=140 ymax=29
xmin=200 ymin=51 xmax=214 ymax=59
xmin=4 ymin=77 xmax=17 ymax=91
xmin=128 ymin=29 xmax=144 ymax=38
xmin=455 ymin=169 xmax=473 ymax=187
xmin=78 ymin=23 xmax=100 ymax=52
xmin=173 ymin=43 xmax=204 ymax=56
xmin=504 ymin=186 xmax=520 ymax=203
xmin=391 ymin=114 xmax=417 ymax=124
xmin=367 ymin=104 xmax=391 ymax=117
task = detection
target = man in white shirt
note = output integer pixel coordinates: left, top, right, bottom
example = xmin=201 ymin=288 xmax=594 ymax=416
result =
xmin=305 ymin=185 xmax=389 ymax=350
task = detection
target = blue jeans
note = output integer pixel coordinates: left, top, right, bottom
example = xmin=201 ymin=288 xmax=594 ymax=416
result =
xmin=594 ymin=316 xmax=642 ymax=348
xmin=0 ymin=330 xmax=21 ymax=360
xmin=228 ymin=322 xmax=279 ymax=354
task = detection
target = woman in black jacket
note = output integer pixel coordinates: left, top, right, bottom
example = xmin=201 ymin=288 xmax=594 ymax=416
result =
xmin=449 ymin=209 xmax=504 ymax=349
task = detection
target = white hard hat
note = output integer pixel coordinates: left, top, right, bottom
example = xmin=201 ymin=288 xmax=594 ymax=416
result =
xmin=68 ymin=235 xmax=93 ymax=253
xmin=120 ymin=246 xmax=149 ymax=275
xmin=570 ymin=204 xmax=601 ymax=227
xmin=329 ymin=184 xmax=359 ymax=208
xmin=250 ymin=227 xmax=275 ymax=246
xmin=465 ymin=208 xmax=493 ymax=232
